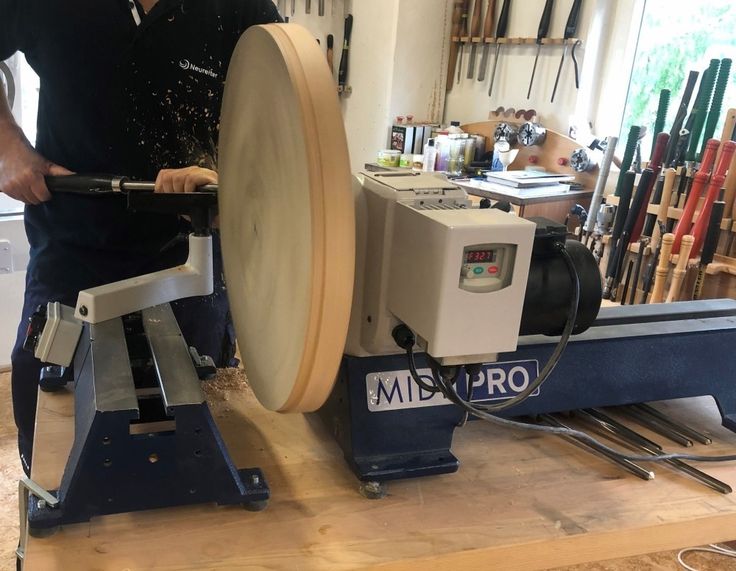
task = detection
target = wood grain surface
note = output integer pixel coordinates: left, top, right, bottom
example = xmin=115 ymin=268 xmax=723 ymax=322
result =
xmin=22 ymin=369 xmax=736 ymax=571
xmin=218 ymin=24 xmax=354 ymax=413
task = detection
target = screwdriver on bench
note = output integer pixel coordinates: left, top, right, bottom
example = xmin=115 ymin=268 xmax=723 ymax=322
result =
xmin=527 ymin=0 xmax=555 ymax=100
xmin=550 ymin=0 xmax=582 ymax=103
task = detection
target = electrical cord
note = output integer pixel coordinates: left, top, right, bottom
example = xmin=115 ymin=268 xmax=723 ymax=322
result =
xmin=677 ymin=544 xmax=736 ymax=571
xmin=402 ymin=241 xmax=736 ymax=465
xmin=454 ymin=241 xmax=580 ymax=414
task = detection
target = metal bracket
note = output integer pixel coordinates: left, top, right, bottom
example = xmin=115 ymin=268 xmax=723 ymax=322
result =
xmin=74 ymin=234 xmax=214 ymax=324
xmin=16 ymin=478 xmax=60 ymax=567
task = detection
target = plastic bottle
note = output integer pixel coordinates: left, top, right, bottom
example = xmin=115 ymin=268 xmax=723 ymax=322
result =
xmin=422 ymin=139 xmax=438 ymax=172
xmin=447 ymin=121 xmax=465 ymax=135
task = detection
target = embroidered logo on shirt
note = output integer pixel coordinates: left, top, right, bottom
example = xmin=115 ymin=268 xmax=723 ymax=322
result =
xmin=179 ymin=60 xmax=218 ymax=79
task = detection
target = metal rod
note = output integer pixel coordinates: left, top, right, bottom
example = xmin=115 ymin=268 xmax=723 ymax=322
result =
xmin=122 ymin=182 xmax=218 ymax=193
xmin=488 ymin=44 xmax=502 ymax=97
xmin=618 ymin=406 xmax=694 ymax=447
xmin=633 ymin=404 xmax=712 ymax=445
xmin=540 ymin=414 xmax=654 ymax=481
xmin=578 ymin=409 xmax=731 ymax=494
xmin=550 ymin=44 xmax=568 ymax=103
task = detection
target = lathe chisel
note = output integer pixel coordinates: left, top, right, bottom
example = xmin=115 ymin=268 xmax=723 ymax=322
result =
xmin=466 ymin=0 xmax=484 ymax=79
xmin=633 ymin=404 xmax=712 ymax=445
xmin=540 ymin=414 xmax=654 ymax=481
xmin=550 ymin=0 xmax=582 ymax=103
xmin=618 ymin=406 xmax=693 ymax=447
xmin=577 ymin=409 xmax=732 ymax=494
xmin=527 ymin=0 xmax=555 ymax=99
xmin=477 ymin=0 xmax=496 ymax=82
xmin=487 ymin=0 xmax=511 ymax=98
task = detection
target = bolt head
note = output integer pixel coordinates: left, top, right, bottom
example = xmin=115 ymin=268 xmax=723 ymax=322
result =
xmin=37 ymin=499 xmax=47 ymax=510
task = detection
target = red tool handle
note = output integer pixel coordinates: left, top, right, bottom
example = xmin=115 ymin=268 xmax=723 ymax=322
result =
xmin=700 ymin=138 xmax=721 ymax=175
xmin=630 ymin=132 xmax=669 ymax=241
xmin=672 ymin=171 xmax=710 ymax=254
xmin=690 ymin=174 xmax=726 ymax=258
xmin=714 ymin=140 xmax=736 ymax=179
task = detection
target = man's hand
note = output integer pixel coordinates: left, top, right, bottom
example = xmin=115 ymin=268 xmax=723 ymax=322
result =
xmin=0 ymin=130 xmax=72 ymax=205
xmin=155 ymin=166 xmax=218 ymax=194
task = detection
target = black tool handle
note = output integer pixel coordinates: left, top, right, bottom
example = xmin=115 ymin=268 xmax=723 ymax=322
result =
xmin=701 ymin=201 xmax=725 ymax=266
xmin=338 ymin=14 xmax=353 ymax=89
xmin=564 ymin=0 xmax=582 ymax=39
xmin=536 ymin=0 xmax=555 ymax=43
xmin=44 ymin=174 xmax=126 ymax=194
xmin=605 ymin=170 xmax=636 ymax=278
xmin=496 ymin=0 xmax=511 ymax=37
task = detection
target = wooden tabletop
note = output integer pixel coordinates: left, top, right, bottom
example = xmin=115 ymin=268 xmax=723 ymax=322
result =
xmin=24 ymin=370 xmax=736 ymax=570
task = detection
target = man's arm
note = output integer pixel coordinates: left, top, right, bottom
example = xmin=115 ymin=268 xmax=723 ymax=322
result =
xmin=0 ymin=83 xmax=72 ymax=204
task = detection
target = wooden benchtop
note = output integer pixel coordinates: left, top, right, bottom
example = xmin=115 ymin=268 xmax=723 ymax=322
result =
xmin=23 ymin=369 xmax=736 ymax=570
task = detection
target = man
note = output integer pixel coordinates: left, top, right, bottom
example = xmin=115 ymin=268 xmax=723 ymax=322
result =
xmin=0 ymin=0 xmax=282 ymax=474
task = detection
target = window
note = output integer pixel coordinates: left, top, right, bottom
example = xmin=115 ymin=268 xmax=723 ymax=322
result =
xmin=620 ymin=1 xmax=736 ymax=160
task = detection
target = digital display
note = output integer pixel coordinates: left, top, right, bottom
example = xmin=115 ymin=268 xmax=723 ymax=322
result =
xmin=465 ymin=250 xmax=496 ymax=264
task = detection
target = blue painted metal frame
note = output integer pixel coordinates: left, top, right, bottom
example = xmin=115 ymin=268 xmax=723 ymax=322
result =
xmin=318 ymin=300 xmax=736 ymax=482
xmin=28 ymin=314 xmax=269 ymax=533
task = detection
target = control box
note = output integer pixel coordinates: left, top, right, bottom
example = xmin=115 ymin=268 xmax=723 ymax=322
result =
xmin=387 ymin=202 xmax=535 ymax=363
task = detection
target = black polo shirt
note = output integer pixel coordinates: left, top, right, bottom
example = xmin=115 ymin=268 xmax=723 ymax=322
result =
xmin=0 ymin=0 xmax=280 ymax=290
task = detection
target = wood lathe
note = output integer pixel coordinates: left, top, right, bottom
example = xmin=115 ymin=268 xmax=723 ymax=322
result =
xmin=17 ymin=23 xmax=736 ymax=540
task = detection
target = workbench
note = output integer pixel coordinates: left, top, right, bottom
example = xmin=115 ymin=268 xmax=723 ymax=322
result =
xmin=23 ymin=369 xmax=736 ymax=570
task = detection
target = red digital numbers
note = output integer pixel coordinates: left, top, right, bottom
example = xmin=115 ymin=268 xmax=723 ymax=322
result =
xmin=467 ymin=250 xmax=494 ymax=263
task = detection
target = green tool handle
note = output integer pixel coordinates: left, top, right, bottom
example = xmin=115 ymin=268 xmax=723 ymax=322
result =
xmin=651 ymin=89 xmax=670 ymax=157
xmin=686 ymin=60 xmax=719 ymax=162
xmin=699 ymin=58 xmax=732 ymax=160
xmin=664 ymin=70 xmax=699 ymax=167
xmin=614 ymin=125 xmax=641 ymax=196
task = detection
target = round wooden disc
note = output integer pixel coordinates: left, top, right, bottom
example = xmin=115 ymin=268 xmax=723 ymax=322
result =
xmin=218 ymin=24 xmax=355 ymax=413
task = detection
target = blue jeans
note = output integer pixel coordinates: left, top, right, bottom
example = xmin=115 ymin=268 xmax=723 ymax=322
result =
xmin=10 ymin=239 xmax=235 ymax=474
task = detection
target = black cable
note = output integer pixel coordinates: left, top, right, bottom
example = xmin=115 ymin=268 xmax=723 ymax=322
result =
xmin=407 ymin=346 xmax=441 ymax=394
xmin=457 ymin=242 xmax=580 ymax=414
xmin=404 ymin=241 xmax=736 ymax=465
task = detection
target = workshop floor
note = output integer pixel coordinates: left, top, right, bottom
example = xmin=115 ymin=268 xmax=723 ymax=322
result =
xmin=0 ymin=370 xmax=733 ymax=571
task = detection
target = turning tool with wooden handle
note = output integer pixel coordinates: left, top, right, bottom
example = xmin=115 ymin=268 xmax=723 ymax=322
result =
xmin=338 ymin=14 xmax=353 ymax=94
xmin=692 ymin=201 xmax=725 ymax=300
xmin=650 ymin=233 xmax=674 ymax=304
xmin=651 ymin=167 xmax=677 ymax=248
xmin=550 ymin=0 xmax=583 ymax=103
xmin=447 ymin=0 xmax=465 ymax=91
xmin=651 ymin=89 xmax=670 ymax=157
xmin=326 ymin=34 xmax=334 ymax=75
xmin=527 ymin=0 xmax=555 ymax=99
xmin=666 ymin=235 xmax=694 ymax=303
xmin=457 ymin=0 xmax=472 ymax=83
xmin=477 ymin=0 xmax=496 ymax=82
xmin=466 ymin=0 xmax=484 ymax=79
xmin=487 ymin=0 xmax=511 ymax=97
xmin=671 ymin=139 xmax=720 ymax=253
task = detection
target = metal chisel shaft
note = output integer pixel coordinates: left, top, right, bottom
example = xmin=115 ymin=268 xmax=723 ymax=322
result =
xmin=527 ymin=0 xmax=555 ymax=100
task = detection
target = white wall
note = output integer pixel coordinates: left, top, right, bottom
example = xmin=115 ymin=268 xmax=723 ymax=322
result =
xmin=443 ymin=0 xmax=639 ymax=142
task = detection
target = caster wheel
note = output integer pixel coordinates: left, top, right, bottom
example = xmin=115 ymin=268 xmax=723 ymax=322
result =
xmin=359 ymin=481 xmax=387 ymax=500
xmin=28 ymin=525 xmax=60 ymax=539
xmin=242 ymin=500 xmax=268 ymax=512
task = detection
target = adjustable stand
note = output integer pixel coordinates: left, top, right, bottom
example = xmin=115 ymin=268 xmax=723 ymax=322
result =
xmin=22 ymin=187 xmax=269 ymax=537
